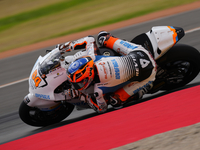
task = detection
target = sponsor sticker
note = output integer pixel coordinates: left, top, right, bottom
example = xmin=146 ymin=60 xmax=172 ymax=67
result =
xmin=111 ymin=59 xmax=120 ymax=79
xmin=35 ymin=93 xmax=50 ymax=100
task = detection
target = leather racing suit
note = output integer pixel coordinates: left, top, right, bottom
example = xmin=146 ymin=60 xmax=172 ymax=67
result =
xmin=61 ymin=34 xmax=157 ymax=113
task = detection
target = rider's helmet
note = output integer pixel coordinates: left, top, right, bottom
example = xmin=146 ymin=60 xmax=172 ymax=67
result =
xmin=67 ymin=56 xmax=95 ymax=91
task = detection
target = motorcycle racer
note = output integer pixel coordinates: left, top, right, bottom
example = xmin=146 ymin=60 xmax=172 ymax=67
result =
xmin=62 ymin=32 xmax=157 ymax=113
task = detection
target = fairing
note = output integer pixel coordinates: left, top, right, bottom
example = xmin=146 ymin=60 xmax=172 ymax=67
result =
xmin=146 ymin=26 xmax=184 ymax=60
xmin=28 ymin=48 xmax=67 ymax=101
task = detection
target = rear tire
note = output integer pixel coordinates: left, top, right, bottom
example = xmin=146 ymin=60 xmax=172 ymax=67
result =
xmin=156 ymin=44 xmax=200 ymax=90
xmin=19 ymin=101 xmax=74 ymax=127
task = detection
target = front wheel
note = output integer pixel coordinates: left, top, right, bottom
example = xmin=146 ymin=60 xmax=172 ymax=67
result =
xmin=19 ymin=101 xmax=74 ymax=127
xmin=155 ymin=44 xmax=200 ymax=90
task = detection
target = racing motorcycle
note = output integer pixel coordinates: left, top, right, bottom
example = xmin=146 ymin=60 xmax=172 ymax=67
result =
xmin=19 ymin=26 xmax=200 ymax=126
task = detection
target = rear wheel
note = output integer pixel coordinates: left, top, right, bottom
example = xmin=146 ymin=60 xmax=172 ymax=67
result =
xmin=19 ymin=101 xmax=74 ymax=127
xmin=155 ymin=44 xmax=200 ymax=90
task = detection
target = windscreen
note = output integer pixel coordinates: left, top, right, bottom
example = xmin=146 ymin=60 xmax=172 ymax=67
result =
xmin=39 ymin=50 xmax=61 ymax=75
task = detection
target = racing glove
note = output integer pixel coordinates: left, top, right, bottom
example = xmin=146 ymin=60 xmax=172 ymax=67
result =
xmin=57 ymin=41 xmax=72 ymax=53
xmin=86 ymin=94 xmax=107 ymax=113
xmin=64 ymin=89 xmax=79 ymax=100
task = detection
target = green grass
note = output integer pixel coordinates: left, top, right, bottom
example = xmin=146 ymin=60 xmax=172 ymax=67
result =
xmin=0 ymin=0 xmax=199 ymax=53
xmin=0 ymin=0 xmax=92 ymax=32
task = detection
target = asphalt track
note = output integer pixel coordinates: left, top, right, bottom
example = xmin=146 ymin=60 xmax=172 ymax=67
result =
xmin=0 ymin=7 xmax=200 ymax=148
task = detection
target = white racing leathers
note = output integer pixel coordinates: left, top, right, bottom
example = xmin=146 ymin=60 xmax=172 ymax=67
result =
xmin=66 ymin=36 xmax=157 ymax=113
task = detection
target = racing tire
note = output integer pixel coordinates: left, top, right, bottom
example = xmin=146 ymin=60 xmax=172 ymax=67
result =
xmin=19 ymin=101 xmax=74 ymax=127
xmin=156 ymin=44 xmax=200 ymax=90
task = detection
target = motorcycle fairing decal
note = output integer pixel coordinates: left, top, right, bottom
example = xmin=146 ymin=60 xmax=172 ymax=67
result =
xmin=168 ymin=26 xmax=178 ymax=45
xmin=30 ymin=69 xmax=48 ymax=89
xmin=49 ymin=66 xmax=61 ymax=73
xmin=35 ymin=93 xmax=50 ymax=100
xmin=32 ymin=70 xmax=42 ymax=87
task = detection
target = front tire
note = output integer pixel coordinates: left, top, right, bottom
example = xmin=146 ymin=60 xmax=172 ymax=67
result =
xmin=19 ymin=101 xmax=74 ymax=127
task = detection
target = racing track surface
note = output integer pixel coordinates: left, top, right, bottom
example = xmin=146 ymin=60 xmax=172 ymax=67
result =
xmin=1 ymin=7 xmax=200 ymax=146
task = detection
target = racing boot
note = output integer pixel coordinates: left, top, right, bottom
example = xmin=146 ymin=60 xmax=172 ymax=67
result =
xmin=97 ymin=31 xmax=110 ymax=47
xmin=97 ymin=31 xmax=119 ymax=47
